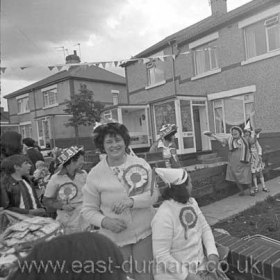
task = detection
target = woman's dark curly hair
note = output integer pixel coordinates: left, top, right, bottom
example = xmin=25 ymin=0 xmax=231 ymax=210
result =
xmin=93 ymin=123 xmax=131 ymax=153
xmin=161 ymin=176 xmax=191 ymax=204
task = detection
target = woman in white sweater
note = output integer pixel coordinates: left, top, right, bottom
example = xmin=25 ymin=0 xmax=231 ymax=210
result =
xmin=82 ymin=122 xmax=159 ymax=280
xmin=152 ymin=168 xmax=228 ymax=280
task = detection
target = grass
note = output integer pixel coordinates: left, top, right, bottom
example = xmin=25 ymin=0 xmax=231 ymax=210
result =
xmin=214 ymin=194 xmax=280 ymax=241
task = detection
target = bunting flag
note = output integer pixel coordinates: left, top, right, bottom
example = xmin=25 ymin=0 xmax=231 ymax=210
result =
xmin=1 ymin=46 xmax=218 ymax=73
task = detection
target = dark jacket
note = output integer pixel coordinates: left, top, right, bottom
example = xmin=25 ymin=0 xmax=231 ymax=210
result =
xmin=0 ymin=175 xmax=42 ymax=214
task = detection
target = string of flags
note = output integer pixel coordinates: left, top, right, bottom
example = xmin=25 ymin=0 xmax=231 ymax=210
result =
xmin=0 ymin=47 xmax=216 ymax=74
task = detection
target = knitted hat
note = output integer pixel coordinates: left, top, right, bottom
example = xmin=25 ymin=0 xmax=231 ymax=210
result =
xmin=57 ymin=146 xmax=84 ymax=166
xmin=155 ymin=168 xmax=188 ymax=187
xmin=159 ymin=124 xmax=177 ymax=138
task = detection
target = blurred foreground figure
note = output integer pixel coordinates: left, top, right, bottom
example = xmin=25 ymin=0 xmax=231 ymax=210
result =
xmin=8 ymin=232 xmax=127 ymax=280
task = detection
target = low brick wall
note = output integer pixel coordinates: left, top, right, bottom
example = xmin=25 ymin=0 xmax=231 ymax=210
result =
xmin=214 ymin=231 xmax=280 ymax=280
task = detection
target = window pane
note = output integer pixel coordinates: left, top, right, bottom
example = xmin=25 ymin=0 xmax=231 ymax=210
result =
xmin=154 ymin=67 xmax=164 ymax=84
xmin=183 ymin=137 xmax=194 ymax=149
xmin=205 ymin=49 xmax=211 ymax=72
xmin=210 ymin=48 xmax=218 ymax=69
xmin=195 ymin=49 xmax=205 ymax=74
xmin=267 ymin=25 xmax=280 ymax=51
xmin=245 ymin=21 xmax=266 ymax=58
xmin=180 ymin=100 xmax=193 ymax=132
xmin=214 ymin=107 xmax=224 ymax=133
xmin=195 ymin=42 xmax=218 ymax=74
xmin=154 ymin=101 xmax=176 ymax=133
xmin=147 ymin=61 xmax=164 ymax=86
xmin=224 ymin=97 xmax=244 ymax=133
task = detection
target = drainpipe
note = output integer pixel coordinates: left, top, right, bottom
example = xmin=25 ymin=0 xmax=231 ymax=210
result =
xmin=168 ymin=40 xmax=177 ymax=96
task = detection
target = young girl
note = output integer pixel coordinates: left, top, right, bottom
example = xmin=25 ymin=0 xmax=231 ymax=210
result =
xmin=244 ymin=128 xmax=268 ymax=193
xmin=150 ymin=124 xmax=181 ymax=168
xmin=152 ymin=168 xmax=228 ymax=280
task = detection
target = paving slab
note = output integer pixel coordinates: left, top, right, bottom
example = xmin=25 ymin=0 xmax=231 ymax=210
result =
xmin=201 ymin=176 xmax=280 ymax=226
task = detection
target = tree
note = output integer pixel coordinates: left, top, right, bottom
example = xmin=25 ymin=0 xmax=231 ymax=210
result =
xmin=64 ymin=84 xmax=104 ymax=144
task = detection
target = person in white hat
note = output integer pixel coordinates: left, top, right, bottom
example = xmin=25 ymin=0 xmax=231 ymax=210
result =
xmin=152 ymin=168 xmax=228 ymax=280
xmin=149 ymin=124 xmax=181 ymax=168
xmin=43 ymin=146 xmax=90 ymax=233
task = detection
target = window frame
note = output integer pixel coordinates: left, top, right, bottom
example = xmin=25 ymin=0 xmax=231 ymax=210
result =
xmin=239 ymin=5 xmax=280 ymax=65
xmin=17 ymin=97 xmax=30 ymax=114
xmin=189 ymin=32 xmax=221 ymax=80
xmin=42 ymin=86 xmax=58 ymax=108
xmin=212 ymin=94 xmax=255 ymax=134
xmin=145 ymin=51 xmax=166 ymax=89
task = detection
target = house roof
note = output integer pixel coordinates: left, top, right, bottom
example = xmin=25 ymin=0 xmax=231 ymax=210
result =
xmin=124 ymin=0 xmax=276 ymax=63
xmin=4 ymin=65 xmax=126 ymax=99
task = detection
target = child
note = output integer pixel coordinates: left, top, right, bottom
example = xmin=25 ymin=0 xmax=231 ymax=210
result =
xmin=152 ymin=168 xmax=228 ymax=280
xmin=34 ymin=160 xmax=50 ymax=180
xmin=0 ymin=154 xmax=46 ymax=216
xmin=150 ymin=124 xmax=181 ymax=168
xmin=244 ymin=128 xmax=268 ymax=193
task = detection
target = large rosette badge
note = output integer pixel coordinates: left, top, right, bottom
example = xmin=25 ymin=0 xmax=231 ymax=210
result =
xmin=123 ymin=164 xmax=149 ymax=196
xmin=57 ymin=182 xmax=78 ymax=203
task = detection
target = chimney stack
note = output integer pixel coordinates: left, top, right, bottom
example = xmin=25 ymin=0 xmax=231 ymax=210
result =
xmin=111 ymin=90 xmax=120 ymax=106
xmin=210 ymin=0 xmax=227 ymax=16
xmin=65 ymin=50 xmax=81 ymax=64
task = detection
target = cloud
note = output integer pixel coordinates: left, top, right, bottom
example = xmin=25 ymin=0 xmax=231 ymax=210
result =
xmin=1 ymin=0 xmax=252 ymax=109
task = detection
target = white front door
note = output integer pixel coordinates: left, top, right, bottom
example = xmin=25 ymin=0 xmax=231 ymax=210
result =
xmin=177 ymin=99 xmax=196 ymax=153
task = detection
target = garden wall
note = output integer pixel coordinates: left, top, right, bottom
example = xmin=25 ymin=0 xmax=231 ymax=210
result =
xmin=214 ymin=230 xmax=280 ymax=280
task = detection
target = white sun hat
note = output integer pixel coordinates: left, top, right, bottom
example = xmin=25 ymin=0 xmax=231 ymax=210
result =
xmin=155 ymin=168 xmax=188 ymax=187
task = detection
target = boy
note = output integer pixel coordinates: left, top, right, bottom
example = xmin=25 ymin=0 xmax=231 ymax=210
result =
xmin=0 ymin=154 xmax=46 ymax=216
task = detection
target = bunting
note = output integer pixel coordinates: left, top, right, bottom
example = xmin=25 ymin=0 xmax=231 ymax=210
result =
xmin=1 ymin=46 xmax=218 ymax=73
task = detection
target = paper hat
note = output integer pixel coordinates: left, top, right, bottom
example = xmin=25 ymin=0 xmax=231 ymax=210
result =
xmin=159 ymin=124 xmax=177 ymax=138
xmin=57 ymin=146 xmax=84 ymax=166
xmin=244 ymin=121 xmax=252 ymax=132
xmin=155 ymin=168 xmax=188 ymax=186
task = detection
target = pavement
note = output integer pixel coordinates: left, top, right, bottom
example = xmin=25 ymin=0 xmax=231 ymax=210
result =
xmin=201 ymin=176 xmax=280 ymax=226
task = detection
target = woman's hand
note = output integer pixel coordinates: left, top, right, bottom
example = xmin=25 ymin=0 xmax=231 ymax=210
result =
xmin=112 ymin=198 xmax=133 ymax=214
xmin=207 ymin=254 xmax=219 ymax=272
xmin=203 ymin=131 xmax=213 ymax=137
xmin=101 ymin=217 xmax=127 ymax=233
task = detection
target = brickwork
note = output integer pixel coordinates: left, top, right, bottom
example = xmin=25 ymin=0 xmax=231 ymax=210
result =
xmin=213 ymin=231 xmax=280 ymax=280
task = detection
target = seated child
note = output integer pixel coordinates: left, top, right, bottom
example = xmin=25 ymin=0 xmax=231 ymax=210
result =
xmin=0 ymin=154 xmax=46 ymax=216
xmin=152 ymin=168 xmax=229 ymax=280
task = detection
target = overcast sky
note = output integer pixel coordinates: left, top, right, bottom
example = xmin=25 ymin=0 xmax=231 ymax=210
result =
xmin=1 ymin=0 xmax=252 ymax=110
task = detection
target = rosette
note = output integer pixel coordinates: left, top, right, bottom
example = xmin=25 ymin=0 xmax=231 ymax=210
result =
xmin=57 ymin=182 xmax=78 ymax=202
xmin=123 ymin=164 xmax=149 ymax=196
xmin=179 ymin=206 xmax=198 ymax=239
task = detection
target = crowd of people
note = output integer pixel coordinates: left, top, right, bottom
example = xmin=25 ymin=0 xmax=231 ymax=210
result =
xmin=0 ymin=120 xmax=268 ymax=279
